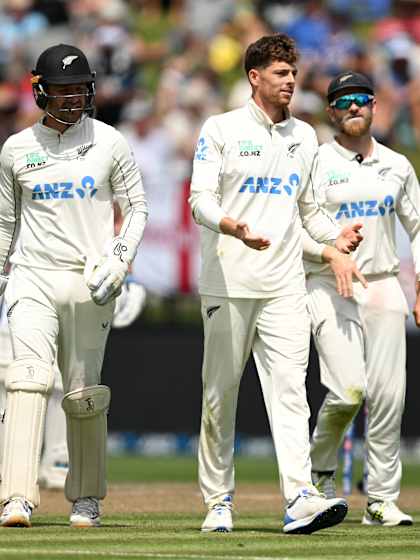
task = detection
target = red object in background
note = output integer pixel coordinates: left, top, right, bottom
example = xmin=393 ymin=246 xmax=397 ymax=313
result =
xmin=373 ymin=18 xmax=406 ymax=42
xmin=179 ymin=178 xmax=193 ymax=293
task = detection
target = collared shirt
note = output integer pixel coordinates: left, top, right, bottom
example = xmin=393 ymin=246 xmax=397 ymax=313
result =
xmin=303 ymin=138 xmax=420 ymax=279
xmin=0 ymin=116 xmax=148 ymax=272
xmin=189 ymin=98 xmax=340 ymax=298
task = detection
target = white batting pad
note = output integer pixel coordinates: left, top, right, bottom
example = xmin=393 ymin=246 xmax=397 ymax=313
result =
xmin=62 ymin=385 xmax=111 ymax=502
xmin=0 ymin=358 xmax=54 ymax=506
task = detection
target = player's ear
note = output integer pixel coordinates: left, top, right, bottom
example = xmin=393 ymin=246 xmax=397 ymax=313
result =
xmin=371 ymin=98 xmax=377 ymax=116
xmin=248 ymin=68 xmax=260 ymax=89
xmin=326 ymin=105 xmax=335 ymax=123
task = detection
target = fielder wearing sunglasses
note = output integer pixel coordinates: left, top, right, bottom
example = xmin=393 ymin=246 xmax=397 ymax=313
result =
xmin=302 ymin=69 xmax=418 ymax=529
xmin=330 ymin=93 xmax=374 ymax=110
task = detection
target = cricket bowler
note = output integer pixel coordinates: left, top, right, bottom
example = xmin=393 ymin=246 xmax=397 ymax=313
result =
xmin=190 ymin=34 xmax=364 ymax=535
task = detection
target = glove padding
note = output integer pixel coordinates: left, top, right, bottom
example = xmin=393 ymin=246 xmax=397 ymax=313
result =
xmin=86 ymin=237 xmax=138 ymax=306
xmin=86 ymin=257 xmax=128 ymax=306
xmin=112 ymin=280 xmax=146 ymax=328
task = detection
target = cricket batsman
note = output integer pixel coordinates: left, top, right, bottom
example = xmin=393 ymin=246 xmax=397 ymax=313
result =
xmin=304 ymin=71 xmax=417 ymax=526
xmin=0 ymin=43 xmax=147 ymax=527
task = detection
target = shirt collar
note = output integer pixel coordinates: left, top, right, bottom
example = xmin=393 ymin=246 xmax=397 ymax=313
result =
xmin=330 ymin=137 xmax=380 ymax=163
xmin=36 ymin=115 xmax=87 ymax=137
xmin=247 ymin=98 xmax=291 ymax=129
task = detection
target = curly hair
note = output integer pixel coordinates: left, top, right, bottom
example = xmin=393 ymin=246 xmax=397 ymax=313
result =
xmin=244 ymin=34 xmax=299 ymax=75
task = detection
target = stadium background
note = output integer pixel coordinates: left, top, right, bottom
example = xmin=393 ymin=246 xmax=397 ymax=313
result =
xmin=1 ymin=0 xmax=420 ymax=457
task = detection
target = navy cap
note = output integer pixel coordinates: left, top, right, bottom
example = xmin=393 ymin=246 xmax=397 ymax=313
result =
xmin=32 ymin=44 xmax=94 ymax=85
xmin=327 ymin=72 xmax=374 ymax=103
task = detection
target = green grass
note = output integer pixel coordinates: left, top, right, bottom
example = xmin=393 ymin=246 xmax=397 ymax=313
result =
xmin=0 ymin=456 xmax=418 ymax=560
xmin=0 ymin=511 xmax=418 ymax=559
xmin=108 ymin=455 xmax=282 ymax=483
xmin=107 ymin=455 xmax=420 ymax=486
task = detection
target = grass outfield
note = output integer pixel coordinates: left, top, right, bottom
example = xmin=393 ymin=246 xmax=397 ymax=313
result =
xmin=107 ymin=455 xmax=420 ymax=486
xmin=0 ymin=456 xmax=418 ymax=560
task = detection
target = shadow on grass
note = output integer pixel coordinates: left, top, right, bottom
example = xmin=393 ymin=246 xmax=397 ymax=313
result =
xmin=31 ymin=521 xmax=134 ymax=529
xmin=227 ymin=527 xmax=282 ymax=534
xmin=28 ymin=521 xmax=68 ymax=528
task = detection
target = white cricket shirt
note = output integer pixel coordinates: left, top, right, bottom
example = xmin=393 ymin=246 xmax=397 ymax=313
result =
xmin=190 ymin=99 xmax=340 ymax=298
xmin=0 ymin=116 xmax=148 ymax=272
xmin=303 ymin=139 xmax=420 ymax=279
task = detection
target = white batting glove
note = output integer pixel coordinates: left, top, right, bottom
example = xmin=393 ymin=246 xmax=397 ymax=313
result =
xmin=112 ymin=279 xmax=146 ymax=328
xmin=87 ymin=258 xmax=128 ymax=305
xmin=86 ymin=237 xmax=137 ymax=306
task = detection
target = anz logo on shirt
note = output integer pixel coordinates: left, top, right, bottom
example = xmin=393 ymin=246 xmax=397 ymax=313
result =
xmin=335 ymin=195 xmax=395 ymax=219
xmin=32 ymin=176 xmax=98 ymax=200
xmin=194 ymin=137 xmax=208 ymax=161
xmin=239 ymin=173 xmax=300 ymax=195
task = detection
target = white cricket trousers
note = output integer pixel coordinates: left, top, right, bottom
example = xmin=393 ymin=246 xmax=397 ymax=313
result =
xmin=198 ymin=293 xmax=313 ymax=505
xmin=2 ymin=265 xmax=114 ymax=504
xmin=5 ymin=265 xmax=114 ymax=393
xmin=307 ymin=274 xmax=407 ymax=502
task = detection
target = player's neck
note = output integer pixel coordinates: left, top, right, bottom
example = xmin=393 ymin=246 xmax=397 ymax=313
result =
xmin=252 ymin=95 xmax=287 ymax=124
xmin=335 ymin=132 xmax=373 ymax=159
xmin=43 ymin=114 xmax=71 ymax=134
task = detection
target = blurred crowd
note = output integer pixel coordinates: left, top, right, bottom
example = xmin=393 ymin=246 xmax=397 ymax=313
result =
xmin=1 ymin=0 xmax=420 ymax=298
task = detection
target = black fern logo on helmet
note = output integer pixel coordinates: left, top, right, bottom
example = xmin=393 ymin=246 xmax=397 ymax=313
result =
xmin=62 ymin=55 xmax=78 ymax=70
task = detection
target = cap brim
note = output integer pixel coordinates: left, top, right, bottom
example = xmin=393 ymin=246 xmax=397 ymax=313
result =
xmin=328 ymin=85 xmax=374 ymax=102
xmin=42 ymin=74 xmax=94 ymax=85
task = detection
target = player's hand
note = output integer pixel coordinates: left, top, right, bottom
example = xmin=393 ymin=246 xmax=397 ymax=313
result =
xmin=237 ymin=222 xmax=271 ymax=251
xmin=413 ymin=281 xmax=420 ymax=327
xmin=323 ymin=247 xmax=368 ymax=298
xmin=86 ymin=256 xmax=128 ymax=305
xmin=335 ymin=223 xmax=363 ymax=253
xmin=235 ymin=221 xmax=271 ymax=251
xmin=85 ymin=237 xmax=137 ymax=306
xmin=220 ymin=217 xmax=270 ymax=251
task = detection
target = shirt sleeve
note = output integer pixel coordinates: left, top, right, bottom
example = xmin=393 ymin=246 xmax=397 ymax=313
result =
xmin=189 ymin=117 xmax=228 ymax=232
xmin=396 ymin=159 xmax=420 ymax=279
xmin=0 ymin=140 xmax=21 ymax=274
xmin=302 ymin=228 xmax=326 ymax=263
xmin=297 ymin=139 xmax=341 ymax=244
xmin=110 ymin=130 xmax=148 ymax=263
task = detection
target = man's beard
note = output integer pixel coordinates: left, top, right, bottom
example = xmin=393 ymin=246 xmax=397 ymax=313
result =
xmin=339 ymin=113 xmax=372 ymax=137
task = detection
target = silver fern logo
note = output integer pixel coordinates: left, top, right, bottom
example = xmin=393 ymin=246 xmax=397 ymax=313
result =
xmin=62 ymin=55 xmax=78 ymax=69
xmin=287 ymin=142 xmax=301 ymax=158
xmin=378 ymin=167 xmax=391 ymax=179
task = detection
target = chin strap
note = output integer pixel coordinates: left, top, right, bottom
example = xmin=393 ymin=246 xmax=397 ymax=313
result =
xmin=44 ymin=111 xmax=87 ymax=126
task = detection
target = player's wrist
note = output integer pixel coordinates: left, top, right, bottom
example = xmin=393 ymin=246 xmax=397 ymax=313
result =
xmin=220 ymin=217 xmax=239 ymax=238
xmin=107 ymin=237 xmax=138 ymax=265
xmin=321 ymin=245 xmax=340 ymax=263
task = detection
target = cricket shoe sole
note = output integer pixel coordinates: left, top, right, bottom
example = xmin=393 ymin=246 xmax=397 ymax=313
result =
xmin=284 ymin=499 xmax=348 ymax=534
